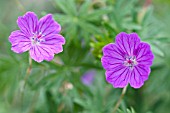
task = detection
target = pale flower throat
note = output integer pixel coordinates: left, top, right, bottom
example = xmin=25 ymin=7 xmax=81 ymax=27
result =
xmin=31 ymin=32 xmax=45 ymax=45
xmin=123 ymin=56 xmax=137 ymax=69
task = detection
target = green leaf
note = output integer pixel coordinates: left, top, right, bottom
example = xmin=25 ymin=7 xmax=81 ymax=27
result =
xmin=143 ymin=37 xmax=170 ymax=43
xmin=78 ymin=21 xmax=99 ymax=34
xmin=53 ymin=14 xmax=71 ymax=25
xmin=54 ymin=0 xmax=76 ymax=15
xmin=82 ymin=7 xmax=112 ymax=21
xmin=141 ymin=6 xmax=153 ymax=26
xmin=79 ymin=0 xmax=91 ymax=15
xmin=46 ymin=90 xmax=57 ymax=113
xmin=118 ymin=107 xmax=136 ymax=113
xmin=150 ymin=43 xmax=164 ymax=57
xmin=74 ymin=98 xmax=87 ymax=108
xmin=123 ymin=23 xmax=142 ymax=30
xmin=66 ymin=0 xmax=77 ymax=15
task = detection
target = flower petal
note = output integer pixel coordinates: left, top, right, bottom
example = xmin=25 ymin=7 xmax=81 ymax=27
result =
xmin=37 ymin=46 xmax=54 ymax=61
xmin=17 ymin=12 xmax=38 ymax=36
xmin=29 ymin=45 xmax=54 ymax=62
xmin=129 ymin=67 xmax=145 ymax=88
xmin=115 ymin=32 xmax=141 ymax=56
xmin=9 ymin=30 xmax=31 ymax=53
xmin=135 ymin=65 xmax=151 ymax=81
xmin=105 ymin=66 xmax=129 ymax=88
xmin=48 ymin=44 xmax=64 ymax=54
xmin=42 ymin=34 xmax=65 ymax=45
xmin=40 ymin=34 xmax=65 ymax=54
xmin=102 ymin=43 xmax=125 ymax=70
xmin=135 ymin=42 xmax=154 ymax=66
xmin=101 ymin=56 xmax=123 ymax=70
xmin=38 ymin=14 xmax=61 ymax=36
xmin=102 ymin=43 xmax=125 ymax=60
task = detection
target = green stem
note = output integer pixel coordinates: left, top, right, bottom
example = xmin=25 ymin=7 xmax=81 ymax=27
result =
xmin=112 ymin=85 xmax=128 ymax=113
xmin=24 ymin=55 xmax=32 ymax=87
xmin=20 ymin=55 xmax=32 ymax=112
xmin=20 ymin=55 xmax=32 ymax=93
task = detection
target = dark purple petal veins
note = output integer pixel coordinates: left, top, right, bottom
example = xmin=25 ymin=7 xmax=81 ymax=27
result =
xmin=135 ymin=65 xmax=151 ymax=81
xmin=135 ymin=42 xmax=154 ymax=66
xmin=103 ymin=43 xmax=124 ymax=60
xmin=9 ymin=30 xmax=31 ymax=53
xmin=30 ymin=45 xmax=54 ymax=62
xmin=39 ymin=34 xmax=65 ymax=54
xmin=9 ymin=12 xmax=65 ymax=62
xmin=129 ymin=68 xmax=144 ymax=88
xmin=102 ymin=57 xmax=123 ymax=70
xmin=101 ymin=32 xmax=154 ymax=88
xmin=115 ymin=32 xmax=141 ymax=56
xmin=17 ymin=12 xmax=38 ymax=37
xmin=42 ymin=34 xmax=65 ymax=45
xmin=38 ymin=14 xmax=61 ymax=36
xmin=106 ymin=67 xmax=129 ymax=88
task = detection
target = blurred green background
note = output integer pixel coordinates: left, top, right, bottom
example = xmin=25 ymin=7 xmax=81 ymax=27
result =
xmin=0 ymin=0 xmax=170 ymax=113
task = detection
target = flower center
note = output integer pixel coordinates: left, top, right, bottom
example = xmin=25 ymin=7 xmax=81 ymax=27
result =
xmin=31 ymin=33 xmax=45 ymax=45
xmin=123 ymin=56 xmax=137 ymax=69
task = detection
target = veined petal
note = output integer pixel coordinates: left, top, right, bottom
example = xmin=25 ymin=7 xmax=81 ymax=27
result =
xmin=115 ymin=32 xmax=141 ymax=56
xmin=30 ymin=46 xmax=40 ymax=62
xmin=48 ymin=44 xmax=63 ymax=54
xmin=106 ymin=66 xmax=129 ymax=88
xmin=101 ymin=32 xmax=154 ymax=89
xmin=101 ymin=56 xmax=123 ymax=70
xmin=102 ymin=43 xmax=125 ymax=60
xmin=135 ymin=65 xmax=151 ymax=81
xmin=135 ymin=42 xmax=154 ymax=66
xmin=38 ymin=14 xmax=61 ymax=36
xmin=129 ymin=68 xmax=144 ymax=88
xmin=40 ymin=34 xmax=65 ymax=54
xmin=17 ymin=12 xmax=38 ymax=36
xmin=42 ymin=34 xmax=65 ymax=45
xmin=29 ymin=45 xmax=54 ymax=63
xmin=9 ymin=30 xmax=31 ymax=53
xmin=37 ymin=45 xmax=54 ymax=61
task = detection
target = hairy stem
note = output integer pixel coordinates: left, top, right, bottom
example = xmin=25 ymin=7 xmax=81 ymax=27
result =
xmin=20 ymin=55 xmax=32 ymax=111
xmin=20 ymin=55 xmax=32 ymax=93
xmin=112 ymin=85 xmax=128 ymax=113
xmin=24 ymin=55 xmax=32 ymax=87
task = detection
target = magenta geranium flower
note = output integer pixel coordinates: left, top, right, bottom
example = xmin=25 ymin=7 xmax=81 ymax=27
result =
xmin=9 ymin=12 xmax=65 ymax=62
xmin=101 ymin=32 xmax=154 ymax=88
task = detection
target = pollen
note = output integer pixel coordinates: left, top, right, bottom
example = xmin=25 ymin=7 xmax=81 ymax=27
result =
xmin=31 ymin=33 xmax=45 ymax=45
xmin=123 ymin=56 xmax=137 ymax=69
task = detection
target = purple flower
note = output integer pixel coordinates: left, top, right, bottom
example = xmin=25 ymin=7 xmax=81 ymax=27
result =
xmin=9 ymin=12 xmax=65 ymax=62
xmin=81 ymin=70 xmax=96 ymax=86
xmin=101 ymin=32 xmax=154 ymax=88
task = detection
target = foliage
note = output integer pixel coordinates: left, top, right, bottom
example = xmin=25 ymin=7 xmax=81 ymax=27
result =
xmin=0 ymin=0 xmax=170 ymax=113
xmin=53 ymin=0 xmax=112 ymax=45
xmin=118 ymin=107 xmax=136 ymax=113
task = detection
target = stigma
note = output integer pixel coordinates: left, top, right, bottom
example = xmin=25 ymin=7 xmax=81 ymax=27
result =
xmin=123 ymin=56 xmax=137 ymax=69
xmin=30 ymin=32 xmax=45 ymax=45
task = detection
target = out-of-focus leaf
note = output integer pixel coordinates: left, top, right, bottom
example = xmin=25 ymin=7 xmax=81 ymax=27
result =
xmin=143 ymin=37 xmax=170 ymax=43
xmin=141 ymin=6 xmax=153 ymax=26
xmin=54 ymin=0 xmax=76 ymax=15
xmin=53 ymin=14 xmax=71 ymax=25
xmin=81 ymin=7 xmax=112 ymax=21
xmin=118 ymin=107 xmax=136 ymax=113
xmin=53 ymin=0 xmax=110 ymax=45
xmin=79 ymin=0 xmax=91 ymax=15
xmin=150 ymin=43 xmax=164 ymax=57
